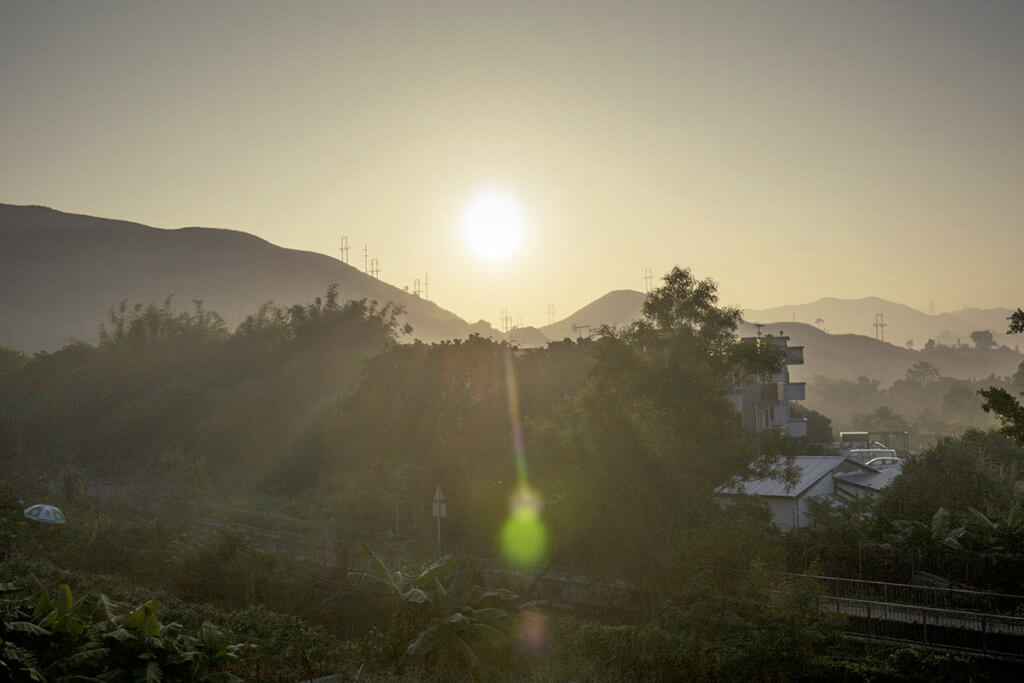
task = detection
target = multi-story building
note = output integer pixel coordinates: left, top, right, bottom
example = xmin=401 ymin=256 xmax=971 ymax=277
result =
xmin=727 ymin=333 xmax=807 ymax=437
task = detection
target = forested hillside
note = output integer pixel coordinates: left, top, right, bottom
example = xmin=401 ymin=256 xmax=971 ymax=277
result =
xmin=0 ymin=203 xmax=498 ymax=352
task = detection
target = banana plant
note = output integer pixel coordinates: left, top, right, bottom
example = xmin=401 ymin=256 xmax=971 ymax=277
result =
xmin=351 ymin=545 xmax=518 ymax=674
xmin=890 ymin=508 xmax=967 ymax=550
xmin=1 ymin=581 xmax=45 ymax=681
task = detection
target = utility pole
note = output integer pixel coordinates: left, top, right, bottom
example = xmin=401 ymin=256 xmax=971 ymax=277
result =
xmin=339 ymin=236 xmax=350 ymax=264
xmin=432 ymin=486 xmax=446 ymax=553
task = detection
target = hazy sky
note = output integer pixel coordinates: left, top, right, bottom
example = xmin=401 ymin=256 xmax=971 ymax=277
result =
xmin=2 ymin=1 xmax=1022 ymax=327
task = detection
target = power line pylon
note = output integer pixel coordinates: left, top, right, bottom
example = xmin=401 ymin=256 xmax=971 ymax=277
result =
xmin=370 ymin=258 xmax=380 ymax=279
xmin=424 ymin=272 xmax=429 ymax=301
xmin=340 ymin=236 xmax=350 ymax=264
xmin=413 ymin=278 xmax=421 ymax=297
xmin=546 ymin=304 xmax=555 ymax=325
xmin=643 ymin=267 xmax=654 ymax=294
xmin=873 ymin=313 xmax=887 ymax=342
xmin=363 ymin=243 xmax=368 ymax=274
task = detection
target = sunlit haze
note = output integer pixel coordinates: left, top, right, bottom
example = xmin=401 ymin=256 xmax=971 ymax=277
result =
xmin=2 ymin=0 xmax=1023 ymax=328
xmin=462 ymin=187 xmax=526 ymax=264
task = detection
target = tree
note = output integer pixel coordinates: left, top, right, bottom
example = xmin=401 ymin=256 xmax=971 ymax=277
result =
xmin=905 ymin=339 xmax=914 ymax=350
xmin=852 ymin=406 xmax=909 ymax=433
xmin=1009 ymin=308 xmax=1024 ymax=334
xmin=979 ymin=309 xmax=1024 ymax=446
xmin=905 ymin=360 xmax=940 ymax=385
xmin=877 ymin=436 xmax=1012 ymax=523
xmin=790 ymin=403 xmax=833 ymax=444
xmin=539 ymin=266 xmax=790 ymax=576
xmin=970 ymin=330 xmax=997 ymax=351
xmin=924 ymin=339 xmax=936 ymax=350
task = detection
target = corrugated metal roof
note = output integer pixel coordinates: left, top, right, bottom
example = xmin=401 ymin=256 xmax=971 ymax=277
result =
xmin=833 ymin=468 xmax=900 ymax=491
xmin=719 ymin=456 xmax=845 ymax=498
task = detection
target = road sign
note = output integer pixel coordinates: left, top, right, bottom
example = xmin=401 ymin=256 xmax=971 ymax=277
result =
xmin=432 ymin=485 xmax=447 ymax=518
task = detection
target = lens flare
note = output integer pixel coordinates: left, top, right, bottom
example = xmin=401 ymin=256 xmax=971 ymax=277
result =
xmin=513 ymin=609 xmax=549 ymax=656
xmin=501 ymin=485 xmax=547 ymax=569
xmin=499 ymin=347 xmax=548 ymax=569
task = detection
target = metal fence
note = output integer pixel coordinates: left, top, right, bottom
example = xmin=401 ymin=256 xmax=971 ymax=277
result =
xmin=782 ymin=573 xmax=1024 ymax=616
xmin=821 ymin=595 xmax=1024 ymax=657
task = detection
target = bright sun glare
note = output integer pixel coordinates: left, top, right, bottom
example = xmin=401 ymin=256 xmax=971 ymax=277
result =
xmin=462 ymin=187 xmax=525 ymax=263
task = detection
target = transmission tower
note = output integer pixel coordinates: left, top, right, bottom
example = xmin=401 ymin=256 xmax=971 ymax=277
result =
xmin=370 ymin=258 xmax=380 ymax=279
xmin=546 ymin=304 xmax=555 ymax=325
xmin=643 ymin=267 xmax=654 ymax=294
xmin=413 ymin=278 xmax=421 ymax=297
xmin=424 ymin=272 xmax=429 ymax=301
xmin=515 ymin=315 xmax=524 ymax=330
xmin=363 ymin=243 xmax=369 ymax=274
xmin=873 ymin=313 xmax=887 ymax=341
xmin=499 ymin=309 xmax=512 ymax=334
xmin=928 ymin=299 xmax=935 ymax=315
xmin=339 ymin=236 xmax=350 ymax=264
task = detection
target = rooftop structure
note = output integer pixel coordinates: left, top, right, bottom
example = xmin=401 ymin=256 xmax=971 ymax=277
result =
xmin=718 ymin=455 xmax=896 ymax=530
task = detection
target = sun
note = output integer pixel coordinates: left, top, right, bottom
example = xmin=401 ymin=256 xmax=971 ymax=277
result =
xmin=462 ymin=187 xmax=525 ymax=263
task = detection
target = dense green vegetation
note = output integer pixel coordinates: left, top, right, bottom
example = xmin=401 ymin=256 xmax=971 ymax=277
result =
xmin=805 ymin=360 xmax=1020 ymax=450
xmin=3 ymin=271 xmax=1022 ymax=679
xmin=786 ymin=430 xmax=1024 ymax=594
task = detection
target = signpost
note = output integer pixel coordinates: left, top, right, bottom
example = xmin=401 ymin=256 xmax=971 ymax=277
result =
xmin=432 ymin=485 xmax=446 ymax=552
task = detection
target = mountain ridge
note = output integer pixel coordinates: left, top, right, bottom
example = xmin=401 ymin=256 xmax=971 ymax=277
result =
xmin=0 ymin=203 xmax=501 ymax=351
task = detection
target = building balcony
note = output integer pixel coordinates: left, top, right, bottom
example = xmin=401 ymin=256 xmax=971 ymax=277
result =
xmin=786 ymin=346 xmax=804 ymax=365
xmin=787 ymin=419 xmax=808 ymax=438
xmin=785 ymin=382 xmax=806 ymax=401
xmin=760 ymin=383 xmax=785 ymax=403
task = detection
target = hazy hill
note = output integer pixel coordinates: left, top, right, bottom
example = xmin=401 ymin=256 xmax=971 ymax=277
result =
xmin=543 ymin=288 xmax=1020 ymax=383
xmin=0 ymin=204 xmax=501 ymax=352
xmin=736 ymin=321 xmax=1022 ymax=384
xmin=540 ymin=289 xmax=647 ymax=340
xmin=744 ymin=297 xmax=1018 ymax=350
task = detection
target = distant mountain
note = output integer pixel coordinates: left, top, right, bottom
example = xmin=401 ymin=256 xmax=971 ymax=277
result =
xmin=542 ymin=288 xmax=1020 ymax=383
xmin=0 ymin=204 xmax=502 ymax=352
xmin=736 ymin=321 xmax=1022 ymax=384
xmin=743 ymin=297 xmax=1018 ymax=350
xmin=541 ymin=289 xmax=646 ymax=340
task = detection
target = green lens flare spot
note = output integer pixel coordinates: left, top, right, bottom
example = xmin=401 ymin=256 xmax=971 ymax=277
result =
xmin=501 ymin=507 xmax=547 ymax=569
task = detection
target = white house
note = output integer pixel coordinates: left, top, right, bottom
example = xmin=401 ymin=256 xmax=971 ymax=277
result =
xmin=717 ymin=456 xmax=899 ymax=530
